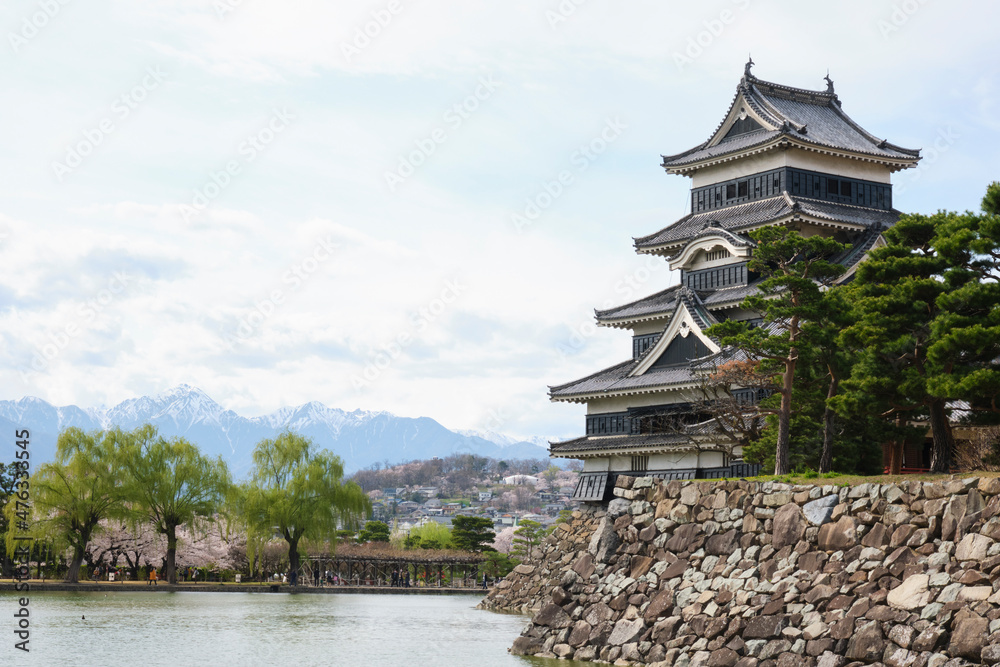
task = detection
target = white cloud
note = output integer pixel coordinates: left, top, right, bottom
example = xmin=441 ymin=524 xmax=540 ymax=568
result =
xmin=0 ymin=0 xmax=997 ymax=441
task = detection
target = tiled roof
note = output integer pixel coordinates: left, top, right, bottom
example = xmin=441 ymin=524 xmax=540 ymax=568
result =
xmin=595 ymin=284 xmax=682 ymax=323
xmin=682 ymin=221 xmax=755 ymax=249
xmin=549 ymin=361 xmax=698 ymax=401
xmin=661 ymin=72 xmax=920 ymax=170
xmin=830 ymin=226 xmax=885 ymax=270
xmin=549 ymin=433 xmax=688 ymax=454
xmin=553 ymin=291 xmax=724 ymax=400
xmin=700 ymin=281 xmax=764 ymax=307
xmin=550 ymin=419 xmax=729 ymax=455
xmin=677 ymin=286 xmax=718 ymax=330
xmin=634 ymin=195 xmax=899 ymax=251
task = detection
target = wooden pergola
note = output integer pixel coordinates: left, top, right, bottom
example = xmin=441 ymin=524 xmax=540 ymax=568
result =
xmin=296 ymin=545 xmax=487 ymax=589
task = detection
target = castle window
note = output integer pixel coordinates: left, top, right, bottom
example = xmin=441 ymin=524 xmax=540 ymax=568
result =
xmin=705 ymin=248 xmax=729 ymax=261
xmin=738 ymin=181 xmax=748 ymax=197
xmin=726 ymin=184 xmax=736 ymax=199
xmin=631 ymin=455 xmax=649 ymax=472
xmin=827 ymin=178 xmax=839 ymax=196
xmin=840 ymin=180 xmax=852 ymax=197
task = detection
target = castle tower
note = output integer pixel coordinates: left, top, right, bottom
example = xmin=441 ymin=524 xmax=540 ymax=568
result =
xmin=550 ymin=63 xmax=920 ymax=502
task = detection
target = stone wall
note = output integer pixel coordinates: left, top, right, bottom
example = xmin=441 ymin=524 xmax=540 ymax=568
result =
xmin=493 ymin=474 xmax=1000 ymax=666
xmin=479 ymin=507 xmax=602 ymax=614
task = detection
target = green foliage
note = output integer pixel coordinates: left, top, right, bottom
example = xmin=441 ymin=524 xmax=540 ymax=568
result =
xmin=236 ymin=431 xmax=369 ymax=578
xmin=510 ymin=519 xmax=547 ymax=562
xmin=706 ymin=226 xmax=846 ymax=475
xmin=482 ymin=550 xmax=518 ymax=578
xmin=114 ymin=425 xmax=231 ymax=584
xmin=405 ymin=521 xmax=453 ymax=550
xmin=837 ymin=207 xmax=994 ymax=472
xmin=451 ymin=516 xmax=496 ymax=552
xmin=358 ymin=520 xmax=391 ymax=543
xmin=6 ymin=428 xmax=124 ymax=582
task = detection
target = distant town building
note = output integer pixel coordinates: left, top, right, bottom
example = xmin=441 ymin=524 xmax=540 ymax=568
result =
xmin=549 ymin=62 xmax=920 ymax=502
xmin=502 ymin=474 xmax=539 ymax=486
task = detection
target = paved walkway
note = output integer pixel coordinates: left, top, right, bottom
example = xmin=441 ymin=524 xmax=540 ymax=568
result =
xmin=0 ymin=581 xmax=490 ymax=595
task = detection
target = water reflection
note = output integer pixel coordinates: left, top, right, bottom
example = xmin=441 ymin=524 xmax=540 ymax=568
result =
xmin=1 ymin=591 xmax=589 ymax=667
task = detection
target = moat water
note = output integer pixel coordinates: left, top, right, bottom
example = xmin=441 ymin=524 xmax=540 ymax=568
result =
xmin=1 ymin=591 xmax=589 ymax=666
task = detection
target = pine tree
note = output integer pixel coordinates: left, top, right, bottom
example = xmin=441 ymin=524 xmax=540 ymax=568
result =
xmin=706 ymin=226 xmax=845 ymax=475
xmin=927 ymin=182 xmax=1000 ymax=418
xmin=839 ymin=216 xmax=953 ymax=472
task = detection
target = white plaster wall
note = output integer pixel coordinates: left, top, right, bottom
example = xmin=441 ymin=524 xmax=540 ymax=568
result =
xmin=629 ymin=319 xmax=669 ymax=336
xmin=690 ymin=147 xmax=893 ymax=188
xmin=648 ymin=452 xmax=700 ymax=470
xmin=587 ymin=388 xmax=703 ymax=414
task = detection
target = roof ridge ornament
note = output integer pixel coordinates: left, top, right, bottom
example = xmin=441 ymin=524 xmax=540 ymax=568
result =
xmin=824 ymin=70 xmax=835 ymax=94
xmin=743 ymin=55 xmax=754 ymax=81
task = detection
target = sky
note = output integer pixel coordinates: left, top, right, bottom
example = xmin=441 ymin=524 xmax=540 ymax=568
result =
xmin=0 ymin=0 xmax=997 ymax=442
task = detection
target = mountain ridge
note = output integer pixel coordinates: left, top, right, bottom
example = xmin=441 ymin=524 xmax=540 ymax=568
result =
xmin=0 ymin=385 xmax=551 ymax=477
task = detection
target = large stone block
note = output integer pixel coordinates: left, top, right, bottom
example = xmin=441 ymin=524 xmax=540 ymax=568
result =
xmin=818 ymin=515 xmax=857 ymax=551
xmin=772 ymin=503 xmax=806 ymax=550
xmin=534 ymin=602 xmax=572 ymax=629
xmin=706 ymin=529 xmax=740 ymax=556
xmin=743 ymin=615 xmax=788 ymax=639
xmin=608 ymin=618 xmax=645 ymax=646
xmin=803 ymin=494 xmax=839 ymax=526
xmin=955 ymin=532 xmax=993 ymax=561
xmin=588 ymin=516 xmax=621 ymax=564
xmin=949 ymin=610 xmax=989 ymax=661
xmin=845 ymin=621 xmax=885 ymax=662
xmin=887 ymin=573 xmax=931 ymax=610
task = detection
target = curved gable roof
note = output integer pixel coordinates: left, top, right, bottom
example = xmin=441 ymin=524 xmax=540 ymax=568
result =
xmin=661 ymin=66 xmax=920 ymax=173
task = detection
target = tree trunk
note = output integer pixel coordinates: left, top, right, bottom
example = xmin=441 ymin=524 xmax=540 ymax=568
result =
xmin=775 ymin=350 xmax=798 ymax=475
xmin=887 ymin=413 xmax=905 ymax=475
xmin=286 ymin=536 xmax=300 ymax=586
xmin=165 ymin=526 xmax=178 ymax=585
xmin=819 ymin=373 xmax=839 ymax=473
xmin=66 ymin=543 xmax=86 ymax=583
xmin=929 ymin=400 xmax=954 ymax=473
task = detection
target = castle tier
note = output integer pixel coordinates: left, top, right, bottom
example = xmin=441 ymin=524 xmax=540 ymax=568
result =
xmin=549 ymin=62 xmax=920 ymax=502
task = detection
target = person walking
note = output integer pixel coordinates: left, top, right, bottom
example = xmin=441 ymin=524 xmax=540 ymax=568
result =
xmin=149 ymin=568 xmax=158 ymax=586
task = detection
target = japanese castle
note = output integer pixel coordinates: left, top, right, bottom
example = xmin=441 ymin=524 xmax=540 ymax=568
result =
xmin=550 ymin=62 xmax=920 ymax=502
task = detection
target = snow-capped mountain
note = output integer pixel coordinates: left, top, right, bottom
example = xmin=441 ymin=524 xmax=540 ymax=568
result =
xmin=0 ymin=385 xmax=551 ymax=477
xmin=456 ymin=429 xmax=551 ymax=449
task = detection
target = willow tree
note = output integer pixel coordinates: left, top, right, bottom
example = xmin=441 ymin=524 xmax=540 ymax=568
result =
xmin=237 ymin=432 xmax=368 ymax=584
xmin=115 ymin=425 xmax=231 ymax=585
xmin=6 ymin=428 xmax=123 ymax=583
